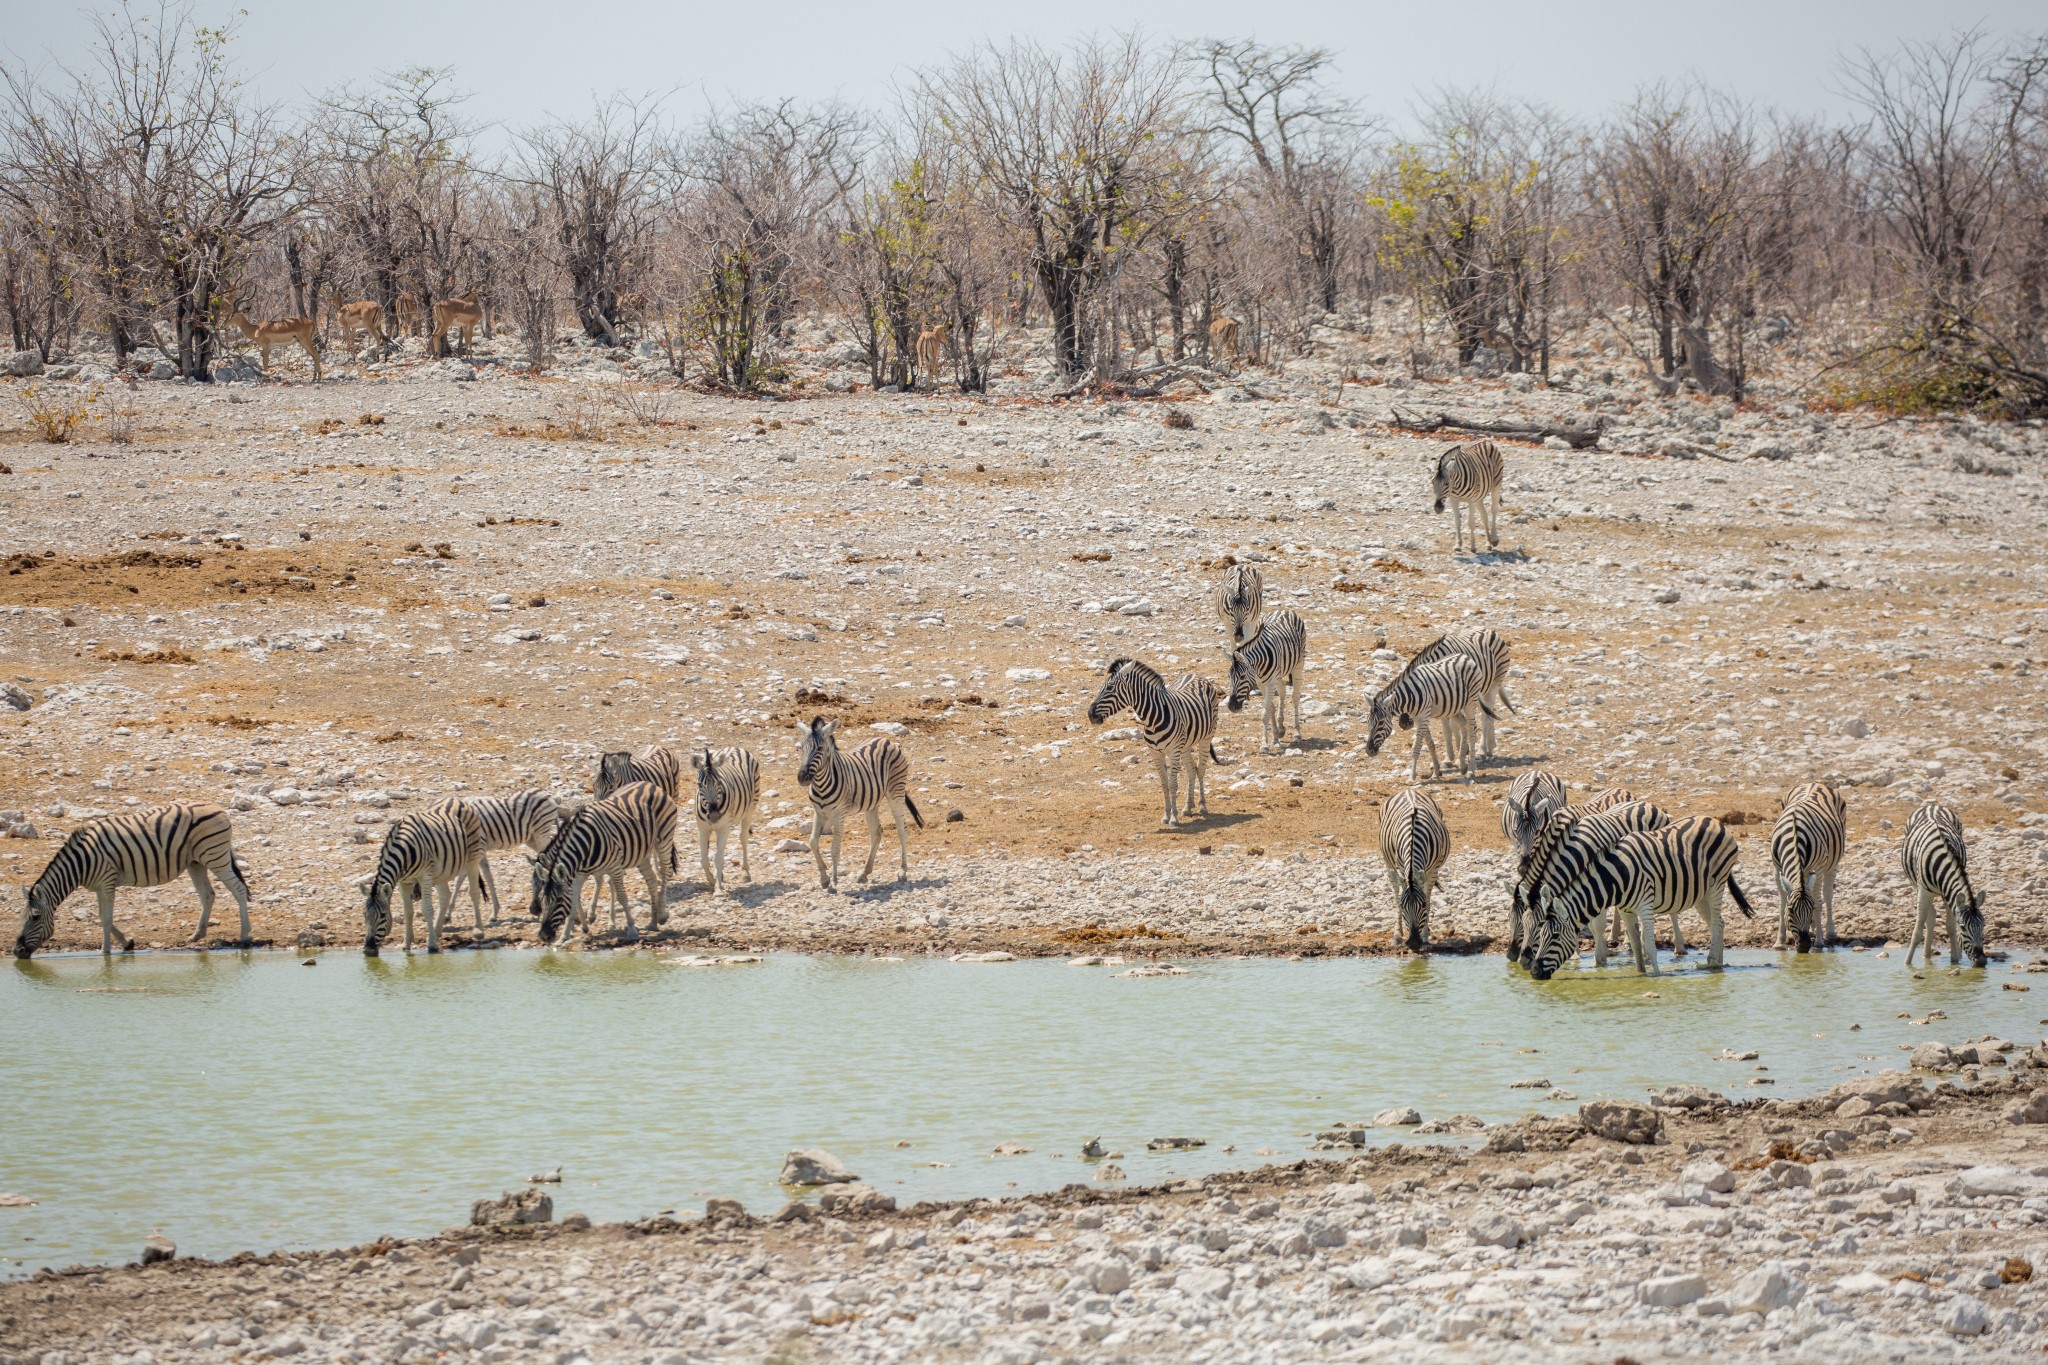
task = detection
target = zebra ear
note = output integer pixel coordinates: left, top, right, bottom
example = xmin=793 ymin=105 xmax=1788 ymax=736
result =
xmin=794 ymin=719 xmax=812 ymax=738
xmin=820 ymin=719 xmax=837 ymax=738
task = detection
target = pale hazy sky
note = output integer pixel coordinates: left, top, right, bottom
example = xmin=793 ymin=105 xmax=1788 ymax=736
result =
xmin=5 ymin=0 xmax=2042 ymax=135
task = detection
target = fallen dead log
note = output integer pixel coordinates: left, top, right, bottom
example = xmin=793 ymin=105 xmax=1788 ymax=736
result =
xmin=1388 ymin=406 xmax=1604 ymax=450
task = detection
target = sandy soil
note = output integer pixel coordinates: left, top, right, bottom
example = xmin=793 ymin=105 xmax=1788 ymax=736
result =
xmin=2 ymin=325 xmax=2045 ymax=964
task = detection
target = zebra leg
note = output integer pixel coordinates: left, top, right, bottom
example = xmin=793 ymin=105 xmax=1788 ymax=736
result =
xmin=809 ymin=810 xmax=832 ymax=891
xmin=830 ymin=819 xmax=846 ymax=890
xmin=94 ymin=887 xmax=124 ymax=955
xmin=710 ymin=824 xmax=728 ymax=893
xmin=1191 ymin=749 xmax=1210 ymax=816
xmin=1481 ymin=690 xmax=1497 ymax=759
xmin=1906 ymin=887 xmax=1932 ymax=966
xmin=1486 ymin=490 xmax=1500 ymax=549
xmin=188 ymin=865 xmax=217 ymax=943
xmin=1152 ymin=747 xmax=1176 ymax=825
xmin=1776 ymin=876 xmax=1790 ymax=949
xmin=857 ymin=808 xmax=883 ymax=882
xmin=464 ymin=859 xmax=487 ymax=930
xmin=1669 ymin=906 xmax=1689 ymax=958
xmin=1635 ymin=898 xmax=1661 ymax=976
xmin=478 ymin=854 xmax=500 ymax=924
xmin=892 ymin=800 xmax=912 ymax=883
xmin=424 ymin=880 xmax=444 ymax=954
xmin=216 ymin=852 xmax=253 ymax=945
xmin=1822 ymin=868 xmax=1837 ymax=947
xmin=1945 ymin=897 xmax=1959 ymax=966
xmin=699 ymin=822 xmax=716 ymax=890
xmin=401 ymin=882 xmax=417 ymax=954
xmin=1592 ymin=910 xmax=1608 ymax=968
xmin=1704 ymin=888 xmax=1727 ymax=970
xmin=1291 ymin=672 xmax=1303 ymax=742
xmin=1622 ymin=903 xmax=1646 ymax=966
xmin=737 ymin=813 xmax=753 ymax=884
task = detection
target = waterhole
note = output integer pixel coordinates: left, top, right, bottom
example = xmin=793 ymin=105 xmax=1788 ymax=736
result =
xmin=1 ymin=949 xmax=2026 ymax=1272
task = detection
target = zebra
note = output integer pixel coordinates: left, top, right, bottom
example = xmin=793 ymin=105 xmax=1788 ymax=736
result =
xmin=1430 ymin=438 xmax=1504 ymax=553
xmin=1583 ymin=786 xmax=1639 ymax=812
xmin=452 ymin=790 xmax=559 ymax=924
xmin=534 ymin=781 xmax=678 ymax=945
xmin=13 ymin=804 xmax=253 ymax=958
xmin=1772 ymin=782 xmax=1847 ymax=954
xmin=525 ymin=800 xmax=630 ymax=932
xmin=1530 ymin=816 xmax=1755 ymax=979
xmin=693 ymin=746 xmax=760 ymax=893
xmin=795 ymin=718 xmax=924 ymax=890
xmin=1499 ymin=770 xmax=1567 ymax=959
xmin=362 ymin=807 xmax=472 ymax=956
xmin=1512 ymin=800 xmax=1669 ymax=969
xmin=1379 ymin=786 xmax=1450 ymax=952
xmin=1226 ymin=608 xmax=1307 ymax=751
xmin=1400 ymin=629 xmax=1515 ymax=759
xmin=1365 ymin=655 xmax=1494 ymax=783
xmin=1087 ymin=658 xmax=1223 ymax=825
xmin=1214 ymin=563 xmax=1265 ymax=648
xmin=594 ymin=744 xmax=683 ymax=801
xmin=1902 ymin=802 xmax=1986 ymax=969
xmin=422 ymin=797 xmax=490 ymax=932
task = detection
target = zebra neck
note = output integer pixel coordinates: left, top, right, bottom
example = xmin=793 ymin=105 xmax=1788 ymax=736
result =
xmin=810 ymin=757 xmax=846 ymax=805
xmin=1130 ymin=685 xmax=1172 ymax=730
xmin=29 ymin=852 xmax=82 ymax=906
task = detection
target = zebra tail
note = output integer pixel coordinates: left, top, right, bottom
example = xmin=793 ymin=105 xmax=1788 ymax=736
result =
xmin=1728 ymin=874 xmax=1756 ymax=919
xmin=903 ymin=794 xmax=925 ymax=829
xmin=1477 ymin=699 xmax=1499 ymax=720
xmin=1497 ymin=685 xmax=1517 ymax=715
xmin=1209 ymin=742 xmax=1221 ymax=764
xmin=231 ymin=851 xmax=251 ymax=885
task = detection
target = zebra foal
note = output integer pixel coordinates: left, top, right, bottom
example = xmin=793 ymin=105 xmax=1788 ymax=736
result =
xmin=1404 ymin=629 xmax=1514 ymax=759
xmin=363 ymin=807 xmax=472 ymax=956
xmin=13 ymin=803 xmax=253 ymax=958
xmin=1227 ymin=608 xmax=1307 ymax=751
xmin=796 ymin=718 xmax=923 ymax=890
xmin=1365 ymin=655 xmax=1493 ymax=782
xmin=1214 ymin=563 xmax=1264 ymax=648
xmin=1087 ymin=659 xmax=1222 ymax=826
xmin=693 ymin=747 xmax=761 ymax=893
xmin=1772 ymin=782 xmax=1846 ymax=953
xmin=534 ymin=782 xmax=678 ymax=944
xmin=1430 ymin=438 xmax=1504 ymax=553
xmin=1902 ymin=802 xmax=1985 ymax=969
xmin=1379 ymin=786 xmax=1450 ymax=952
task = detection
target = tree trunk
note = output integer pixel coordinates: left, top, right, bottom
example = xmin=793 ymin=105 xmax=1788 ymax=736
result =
xmin=1676 ymin=322 xmax=1738 ymax=397
xmin=1040 ymin=263 xmax=1084 ymax=376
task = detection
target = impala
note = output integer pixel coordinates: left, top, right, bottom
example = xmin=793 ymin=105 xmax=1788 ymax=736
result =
xmin=432 ymin=290 xmax=483 ymax=357
xmin=223 ymin=300 xmax=320 ymax=381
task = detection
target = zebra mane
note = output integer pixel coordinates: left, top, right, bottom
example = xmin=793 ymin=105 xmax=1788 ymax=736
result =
xmin=1107 ymin=657 xmax=1163 ymax=686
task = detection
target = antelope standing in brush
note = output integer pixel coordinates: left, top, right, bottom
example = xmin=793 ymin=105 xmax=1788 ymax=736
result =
xmin=915 ymin=322 xmax=949 ymax=390
xmin=394 ymin=292 xmax=422 ymax=335
xmin=1208 ymin=316 xmax=1242 ymax=367
xmin=433 ymin=290 xmax=484 ymax=356
xmin=223 ymin=300 xmax=321 ymax=381
xmin=334 ymin=294 xmax=392 ymax=361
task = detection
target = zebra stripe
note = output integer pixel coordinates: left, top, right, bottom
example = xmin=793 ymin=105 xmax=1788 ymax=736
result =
xmin=1582 ymin=786 xmax=1639 ymax=813
xmin=423 ymin=797 xmax=492 ymax=933
xmin=14 ymin=803 xmax=252 ymax=958
xmin=1214 ymin=563 xmax=1264 ymax=648
xmin=459 ymin=790 xmax=560 ymax=923
xmin=1379 ymin=786 xmax=1450 ymax=952
xmin=1087 ymin=658 xmax=1222 ymax=826
xmin=1227 ymin=608 xmax=1307 ymax=750
xmin=1402 ymin=629 xmax=1515 ymax=759
xmin=796 ymin=719 xmax=924 ymax=890
xmin=1500 ymin=770 xmax=1567 ymax=856
xmin=1532 ymin=816 xmax=1755 ymax=979
xmin=1772 ymin=782 xmax=1846 ymax=954
xmin=692 ymin=746 xmax=761 ymax=893
xmin=1902 ymin=802 xmax=1984 ymax=969
xmin=363 ymin=806 xmax=472 ymax=956
xmin=1512 ymin=800 xmax=1668 ymax=968
xmin=1366 ymin=655 xmax=1491 ymax=782
xmin=594 ymin=745 xmax=683 ymax=801
xmin=535 ymin=782 xmax=678 ymax=945
xmin=1430 ymin=438 xmax=1504 ymax=553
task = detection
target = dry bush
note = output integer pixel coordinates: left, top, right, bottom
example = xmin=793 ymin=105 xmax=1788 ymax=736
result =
xmin=556 ymin=388 xmax=610 ymax=441
xmin=16 ymin=383 xmax=97 ymax=443
xmin=100 ymin=391 xmax=140 ymax=444
xmin=610 ymin=382 xmax=676 ymax=426
xmin=1163 ymin=407 xmax=1195 ymax=429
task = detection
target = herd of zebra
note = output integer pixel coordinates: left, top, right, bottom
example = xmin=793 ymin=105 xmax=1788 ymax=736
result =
xmin=4 ymin=437 xmax=1991 ymax=970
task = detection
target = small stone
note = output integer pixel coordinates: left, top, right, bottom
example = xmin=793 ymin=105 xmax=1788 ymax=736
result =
xmin=1939 ymin=1294 xmax=1990 ymax=1336
xmin=1077 ymin=1256 xmax=1131 ymax=1294
xmin=470 ymin=1189 xmax=552 ymax=1226
xmin=140 ymin=1234 xmax=176 ymax=1264
xmin=1681 ymin=1159 xmax=1736 ymax=1193
xmin=2002 ymin=1090 xmax=2048 ymax=1124
xmin=1094 ymin=1163 xmax=1126 ymax=1182
xmin=770 ymin=1201 xmax=815 ymax=1223
xmin=1579 ymin=1099 xmax=1663 ymax=1144
xmin=781 ymin=1149 xmax=858 ymax=1186
xmin=0 ymin=682 xmax=30 ymax=711
xmin=703 ymin=1198 xmax=745 ymax=1221
xmin=1639 ymin=1272 xmax=1708 ymax=1307
xmin=1372 ymin=1106 xmax=1422 ymax=1127
xmin=1467 ymin=1212 xmax=1523 ymax=1248
xmin=1911 ymin=1041 xmax=1958 ymax=1072
xmin=1726 ymin=1261 xmax=1803 ymax=1316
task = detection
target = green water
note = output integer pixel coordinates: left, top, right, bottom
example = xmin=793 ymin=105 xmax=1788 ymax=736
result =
xmin=0 ymin=948 xmax=2031 ymax=1273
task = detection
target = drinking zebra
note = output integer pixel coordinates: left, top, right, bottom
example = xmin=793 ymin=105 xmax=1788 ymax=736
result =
xmin=1430 ymin=438 xmax=1504 ymax=553
xmin=13 ymin=804 xmax=253 ymax=958
xmin=692 ymin=746 xmax=760 ymax=893
xmin=795 ymin=718 xmax=924 ymax=890
xmin=534 ymin=781 xmax=678 ymax=945
xmin=1499 ymin=770 xmax=1567 ymax=959
xmin=1227 ymin=608 xmax=1307 ymax=751
xmin=1512 ymin=800 xmax=1668 ymax=968
xmin=1530 ymin=816 xmax=1754 ymax=979
xmin=1214 ymin=563 xmax=1265 ymax=648
xmin=1087 ymin=658 xmax=1223 ymax=826
xmin=363 ymin=807 xmax=473 ymax=956
xmin=454 ymin=790 xmax=559 ymax=924
xmin=1365 ymin=655 xmax=1493 ymax=782
xmin=1902 ymin=802 xmax=1985 ymax=969
xmin=1401 ymin=629 xmax=1515 ymax=759
xmin=594 ymin=744 xmax=683 ymax=800
xmin=1772 ymin=782 xmax=1847 ymax=953
xmin=1378 ymin=786 xmax=1450 ymax=952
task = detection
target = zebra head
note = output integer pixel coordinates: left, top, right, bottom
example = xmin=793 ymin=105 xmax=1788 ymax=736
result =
xmin=14 ymin=883 xmax=57 ymax=958
xmin=1525 ymin=907 xmax=1576 ymax=980
xmin=1225 ymin=651 xmax=1257 ymax=713
xmin=796 ymin=718 xmax=838 ymax=787
xmin=594 ymin=751 xmax=635 ymax=798
xmin=362 ymin=876 xmax=394 ymax=957
xmin=1087 ymin=659 xmax=1137 ymax=725
xmin=1430 ymin=453 xmax=1451 ymax=513
xmin=694 ymin=748 xmax=729 ymax=824
xmin=1364 ymin=691 xmax=1403 ymax=757
xmin=1787 ymin=885 xmax=1817 ymax=955
xmin=535 ymin=860 xmax=579 ymax=945
xmin=1398 ymin=886 xmax=1429 ymax=953
xmin=1959 ymin=889 xmax=1987 ymax=969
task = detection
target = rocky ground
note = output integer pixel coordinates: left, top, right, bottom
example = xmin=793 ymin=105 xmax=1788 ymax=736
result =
xmin=8 ymin=1058 xmax=2048 ymax=1362
xmin=3 ymin=318 xmax=2045 ymax=960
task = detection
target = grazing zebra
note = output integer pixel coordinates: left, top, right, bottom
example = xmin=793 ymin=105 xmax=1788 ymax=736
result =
xmin=1430 ymin=438 xmax=1504 ymax=553
xmin=1902 ymin=802 xmax=1985 ymax=969
xmin=422 ymin=797 xmax=491 ymax=932
xmin=1772 ymin=782 xmax=1847 ymax=954
xmin=795 ymin=718 xmax=924 ymax=890
xmin=455 ymin=790 xmax=559 ymax=924
xmin=1227 ymin=608 xmax=1307 ymax=750
xmin=1365 ymin=656 xmax=1493 ymax=782
xmin=1214 ymin=563 xmax=1264 ymax=647
xmin=363 ymin=807 xmax=472 ymax=956
xmin=1402 ymin=628 xmax=1515 ymax=759
xmin=1379 ymin=786 xmax=1450 ymax=952
xmin=534 ymin=782 xmax=678 ymax=945
xmin=1531 ymin=816 xmax=1755 ymax=979
xmin=1512 ymin=800 xmax=1669 ymax=968
xmin=13 ymin=804 xmax=253 ymax=958
xmin=1087 ymin=659 xmax=1223 ymax=826
xmin=594 ymin=744 xmax=683 ymax=800
xmin=692 ymin=747 xmax=760 ymax=893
